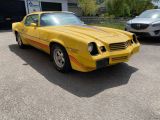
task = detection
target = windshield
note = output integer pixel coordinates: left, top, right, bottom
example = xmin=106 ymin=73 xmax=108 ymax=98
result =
xmin=138 ymin=10 xmax=160 ymax=19
xmin=40 ymin=13 xmax=83 ymax=26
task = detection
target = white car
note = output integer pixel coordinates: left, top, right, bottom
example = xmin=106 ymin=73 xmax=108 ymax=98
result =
xmin=125 ymin=9 xmax=160 ymax=38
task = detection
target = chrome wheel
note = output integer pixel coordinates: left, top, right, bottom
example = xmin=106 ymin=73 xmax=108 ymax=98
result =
xmin=53 ymin=48 xmax=65 ymax=68
xmin=51 ymin=44 xmax=71 ymax=72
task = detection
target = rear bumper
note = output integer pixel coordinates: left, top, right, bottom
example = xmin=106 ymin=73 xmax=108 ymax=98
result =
xmin=69 ymin=43 xmax=140 ymax=72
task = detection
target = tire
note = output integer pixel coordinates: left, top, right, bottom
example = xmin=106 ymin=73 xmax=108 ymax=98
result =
xmin=51 ymin=44 xmax=72 ymax=73
xmin=16 ymin=33 xmax=25 ymax=49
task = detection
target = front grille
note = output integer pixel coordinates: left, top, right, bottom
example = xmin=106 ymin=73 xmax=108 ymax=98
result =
xmin=131 ymin=23 xmax=149 ymax=30
xmin=109 ymin=41 xmax=131 ymax=51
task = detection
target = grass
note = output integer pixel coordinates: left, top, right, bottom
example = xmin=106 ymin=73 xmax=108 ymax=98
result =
xmin=90 ymin=22 xmax=125 ymax=30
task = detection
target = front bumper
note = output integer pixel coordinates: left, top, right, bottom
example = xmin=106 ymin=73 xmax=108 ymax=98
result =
xmin=69 ymin=43 xmax=140 ymax=72
xmin=96 ymin=43 xmax=140 ymax=67
xmin=125 ymin=25 xmax=160 ymax=37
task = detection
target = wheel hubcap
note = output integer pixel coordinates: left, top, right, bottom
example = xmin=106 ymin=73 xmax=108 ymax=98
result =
xmin=53 ymin=48 xmax=65 ymax=68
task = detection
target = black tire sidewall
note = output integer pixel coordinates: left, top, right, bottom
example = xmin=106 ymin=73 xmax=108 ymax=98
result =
xmin=51 ymin=44 xmax=71 ymax=72
xmin=16 ymin=33 xmax=25 ymax=49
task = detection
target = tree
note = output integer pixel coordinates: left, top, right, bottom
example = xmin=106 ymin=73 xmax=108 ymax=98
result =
xmin=105 ymin=0 xmax=158 ymax=17
xmin=106 ymin=0 xmax=131 ymax=17
xmin=78 ymin=0 xmax=98 ymax=16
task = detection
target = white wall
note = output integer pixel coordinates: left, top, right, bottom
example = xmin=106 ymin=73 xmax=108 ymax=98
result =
xmin=24 ymin=0 xmax=68 ymax=14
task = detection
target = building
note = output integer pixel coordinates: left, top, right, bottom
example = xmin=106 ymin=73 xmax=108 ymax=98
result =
xmin=0 ymin=0 xmax=107 ymax=29
xmin=0 ymin=0 xmax=72 ymax=29
xmin=68 ymin=0 xmax=81 ymax=16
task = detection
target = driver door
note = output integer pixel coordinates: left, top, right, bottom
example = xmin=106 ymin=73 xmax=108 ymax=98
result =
xmin=22 ymin=14 xmax=40 ymax=49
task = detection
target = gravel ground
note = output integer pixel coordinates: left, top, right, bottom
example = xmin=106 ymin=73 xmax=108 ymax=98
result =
xmin=0 ymin=31 xmax=160 ymax=120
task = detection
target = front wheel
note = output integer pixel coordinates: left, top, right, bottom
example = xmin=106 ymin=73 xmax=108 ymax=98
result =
xmin=16 ymin=33 xmax=25 ymax=49
xmin=51 ymin=44 xmax=72 ymax=73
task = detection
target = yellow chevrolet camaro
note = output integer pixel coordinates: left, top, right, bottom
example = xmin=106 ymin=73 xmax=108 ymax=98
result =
xmin=12 ymin=11 xmax=140 ymax=72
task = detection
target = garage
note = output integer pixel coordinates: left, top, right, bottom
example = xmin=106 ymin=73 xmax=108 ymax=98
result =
xmin=0 ymin=0 xmax=26 ymax=30
xmin=0 ymin=0 xmax=68 ymax=30
xmin=41 ymin=2 xmax=62 ymax=11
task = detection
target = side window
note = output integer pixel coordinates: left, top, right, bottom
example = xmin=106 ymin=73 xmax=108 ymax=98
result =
xmin=24 ymin=14 xmax=39 ymax=26
xmin=40 ymin=14 xmax=56 ymax=26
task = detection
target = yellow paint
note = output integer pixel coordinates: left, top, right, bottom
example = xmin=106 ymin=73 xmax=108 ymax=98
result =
xmin=12 ymin=11 xmax=140 ymax=72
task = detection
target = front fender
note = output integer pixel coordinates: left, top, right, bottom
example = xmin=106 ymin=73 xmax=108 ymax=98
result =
xmin=49 ymin=39 xmax=66 ymax=47
xmin=49 ymin=36 xmax=94 ymax=72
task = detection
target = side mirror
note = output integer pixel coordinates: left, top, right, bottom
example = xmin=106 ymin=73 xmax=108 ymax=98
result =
xmin=30 ymin=23 xmax=37 ymax=27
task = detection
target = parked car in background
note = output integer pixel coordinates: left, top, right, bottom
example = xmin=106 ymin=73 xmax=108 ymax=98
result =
xmin=125 ymin=9 xmax=160 ymax=38
xmin=12 ymin=11 xmax=140 ymax=73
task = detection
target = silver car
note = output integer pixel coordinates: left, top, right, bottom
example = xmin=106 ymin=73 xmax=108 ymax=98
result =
xmin=125 ymin=9 xmax=160 ymax=38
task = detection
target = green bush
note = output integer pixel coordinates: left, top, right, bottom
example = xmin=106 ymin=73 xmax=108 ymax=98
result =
xmin=78 ymin=0 xmax=98 ymax=16
xmin=105 ymin=0 xmax=158 ymax=17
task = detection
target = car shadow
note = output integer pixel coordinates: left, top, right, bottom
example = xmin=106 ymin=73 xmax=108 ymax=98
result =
xmin=138 ymin=37 xmax=160 ymax=46
xmin=9 ymin=44 xmax=138 ymax=97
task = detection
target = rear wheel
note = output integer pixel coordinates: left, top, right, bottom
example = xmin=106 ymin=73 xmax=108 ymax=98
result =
xmin=51 ymin=44 xmax=71 ymax=73
xmin=16 ymin=33 xmax=25 ymax=49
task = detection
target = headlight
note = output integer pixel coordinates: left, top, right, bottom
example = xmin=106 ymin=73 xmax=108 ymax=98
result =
xmin=88 ymin=43 xmax=94 ymax=53
xmin=88 ymin=42 xmax=99 ymax=56
xmin=152 ymin=22 xmax=160 ymax=27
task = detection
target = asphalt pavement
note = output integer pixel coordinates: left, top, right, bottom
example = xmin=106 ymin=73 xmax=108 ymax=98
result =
xmin=0 ymin=31 xmax=160 ymax=120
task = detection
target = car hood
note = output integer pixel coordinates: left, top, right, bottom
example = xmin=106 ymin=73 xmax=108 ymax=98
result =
xmin=129 ymin=18 xmax=160 ymax=24
xmin=44 ymin=25 xmax=130 ymax=44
